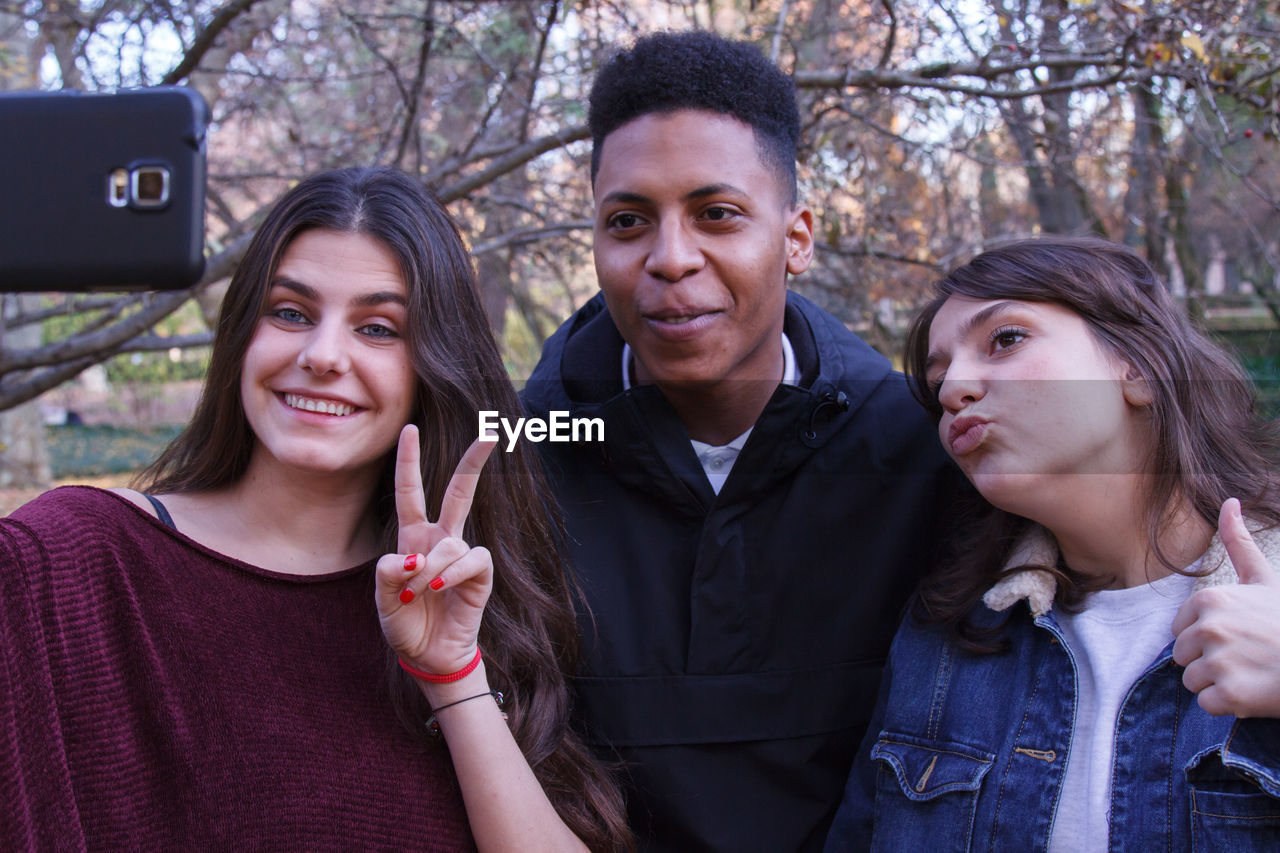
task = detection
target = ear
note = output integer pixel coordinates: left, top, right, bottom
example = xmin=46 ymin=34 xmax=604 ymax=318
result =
xmin=785 ymin=205 xmax=815 ymax=276
xmin=1121 ymin=365 xmax=1153 ymax=407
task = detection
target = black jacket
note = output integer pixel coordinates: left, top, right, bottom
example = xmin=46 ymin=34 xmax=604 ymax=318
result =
xmin=521 ymin=291 xmax=957 ymax=852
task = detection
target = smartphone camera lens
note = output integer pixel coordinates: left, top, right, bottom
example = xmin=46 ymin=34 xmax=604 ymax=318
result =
xmin=131 ymin=166 xmax=170 ymax=208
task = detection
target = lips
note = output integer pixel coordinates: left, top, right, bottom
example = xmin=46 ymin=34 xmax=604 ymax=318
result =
xmin=947 ymin=415 xmax=989 ymax=455
xmin=281 ymin=392 xmax=359 ymax=417
xmin=641 ymin=307 xmax=722 ymax=341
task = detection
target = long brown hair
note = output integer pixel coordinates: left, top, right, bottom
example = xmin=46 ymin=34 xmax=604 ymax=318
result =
xmin=138 ymin=167 xmax=631 ymax=849
xmin=903 ymin=236 xmax=1280 ymax=651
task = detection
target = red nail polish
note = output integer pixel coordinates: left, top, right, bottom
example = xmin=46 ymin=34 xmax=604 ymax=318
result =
xmin=399 ymin=587 xmax=415 ymax=604
xmin=403 ymin=554 xmax=418 ymax=572
xmin=429 ymin=576 xmax=445 ymax=591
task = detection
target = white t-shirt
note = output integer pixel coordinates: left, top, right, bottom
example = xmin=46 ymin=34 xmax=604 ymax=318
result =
xmin=1047 ymin=566 xmax=1200 ymax=851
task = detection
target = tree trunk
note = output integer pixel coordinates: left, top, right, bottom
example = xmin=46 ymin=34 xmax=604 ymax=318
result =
xmin=1123 ymin=83 xmax=1162 ymax=261
xmin=1001 ymin=98 xmax=1063 ymax=232
xmin=1038 ymin=1 xmax=1100 ymax=235
xmin=2 ymin=14 xmax=51 ymax=487
xmin=0 ymin=295 xmax=52 ymax=489
xmin=1167 ymin=151 xmax=1203 ymax=322
xmin=470 ymin=1 xmax=553 ymax=337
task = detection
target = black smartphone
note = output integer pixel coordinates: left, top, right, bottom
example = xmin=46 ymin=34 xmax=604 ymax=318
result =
xmin=0 ymin=87 xmax=208 ymax=292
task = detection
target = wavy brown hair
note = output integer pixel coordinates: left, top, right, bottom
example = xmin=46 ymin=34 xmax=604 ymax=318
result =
xmin=137 ymin=167 xmax=631 ymax=849
xmin=902 ymin=236 xmax=1280 ymax=651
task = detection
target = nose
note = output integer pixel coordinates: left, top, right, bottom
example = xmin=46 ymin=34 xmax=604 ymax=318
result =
xmin=644 ymin=219 xmax=704 ymax=282
xmin=937 ymin=370 xmax=985 ymax=414
xmin=297 ymin=321 xmax=351 ymax=376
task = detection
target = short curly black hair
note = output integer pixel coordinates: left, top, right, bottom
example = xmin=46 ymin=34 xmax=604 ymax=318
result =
xmin=588 ymin=30 xmax=800 ymax=203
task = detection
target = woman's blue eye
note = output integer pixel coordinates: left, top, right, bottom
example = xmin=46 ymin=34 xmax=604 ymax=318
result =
xmin=360 ymin=323 xmax=397 ymax=339
xmin=272 ymin=307 xmax=307 ymax=324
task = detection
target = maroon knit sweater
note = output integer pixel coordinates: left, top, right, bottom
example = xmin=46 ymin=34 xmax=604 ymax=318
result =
xmin=0 ymin=486 xmax=474 ymax=851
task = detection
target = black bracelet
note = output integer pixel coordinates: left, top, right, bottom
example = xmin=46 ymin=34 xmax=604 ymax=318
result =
xmin=425 ymin=689 xmax=505 ymax=736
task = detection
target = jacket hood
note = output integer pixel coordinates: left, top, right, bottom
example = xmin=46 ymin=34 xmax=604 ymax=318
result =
xmin=983 ymin=521 xmax=1280 ymax=618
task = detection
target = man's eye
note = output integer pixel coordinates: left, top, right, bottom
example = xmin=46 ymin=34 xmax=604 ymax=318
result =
xmin=702 ymin=206 xmax=737 ymax=222
xmin=608 ymin=213 xmax=643 ymax=230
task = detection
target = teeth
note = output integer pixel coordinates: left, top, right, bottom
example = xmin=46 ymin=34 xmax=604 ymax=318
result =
xmin=284 ymin=393 xmax=355 ymax=417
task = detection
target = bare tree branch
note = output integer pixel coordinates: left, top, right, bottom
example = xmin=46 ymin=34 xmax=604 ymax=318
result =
xmin=4 ymin=295 xmax=140 ymax=331
xmin=394 ymin=0 xmax=437 ymax=168
xmin=522 ymin=0 xmax=558 ymax=146
xmin=795 ymin=55 xmax=1136 ymax=99
xmin=877 ymin=0 xmax=897 ymax=71
xmin=817 ymin=243 xmax=946 ymax=272
xmin=436 ymin=123 xmax=590 ymax=202
xmin=0 ymin=289 xmax=197 ymax=373
xmin=0 ymin=357 xmax=101 ymax=411
xmin=162 ymin=0 xmax=265 ymax=85
xmin=770 ymin=0 xmax=790 ymax=64
xmin=471 ymin=220 xmax=592 ymax=255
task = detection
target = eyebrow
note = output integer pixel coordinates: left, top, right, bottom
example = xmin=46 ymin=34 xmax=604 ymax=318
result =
xmin=686 ymin=183 xmax=747 ymax=200
xmin=270 ymin=277 xmax=407 ymax=308
xmin=923 ymin=300 xmax=1022 ymax=375
xmin=599 ymin=183 xmax=749 ymax=207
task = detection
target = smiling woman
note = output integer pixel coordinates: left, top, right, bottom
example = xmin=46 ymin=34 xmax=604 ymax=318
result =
xmin=0 ymin=167 xmax=630 ymax=851
xmin=238 ymin=228 xmax=416 ymax=486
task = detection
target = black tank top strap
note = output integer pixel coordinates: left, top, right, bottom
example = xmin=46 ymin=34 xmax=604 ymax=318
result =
xmin=143 ymin=494 xmax=177 ymax=530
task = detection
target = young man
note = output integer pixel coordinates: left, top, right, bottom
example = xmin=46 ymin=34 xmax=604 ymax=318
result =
xmin=521 ymin=31 xmax=957 ymax=850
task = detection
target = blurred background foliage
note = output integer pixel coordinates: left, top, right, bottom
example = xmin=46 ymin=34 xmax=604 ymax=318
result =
xmin=46 ymin=423 xmax=182 ymax=477
xmin=2 ymin=0 xmax=1280 ymax=484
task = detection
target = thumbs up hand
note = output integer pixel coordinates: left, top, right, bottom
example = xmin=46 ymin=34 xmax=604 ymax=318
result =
xmin=1172 ymin=498 xmax=1280 ymax=718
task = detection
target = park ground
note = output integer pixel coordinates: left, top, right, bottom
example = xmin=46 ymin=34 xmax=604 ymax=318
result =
xmin=1 ymin=380 xmax=201 ymax=515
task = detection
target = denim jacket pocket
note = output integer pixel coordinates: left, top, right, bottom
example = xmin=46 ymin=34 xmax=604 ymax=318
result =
xmin=869 ymin=733 xmax=994 ymax=851
xmin=1186 ymin=749 xmax=1280 ymax=851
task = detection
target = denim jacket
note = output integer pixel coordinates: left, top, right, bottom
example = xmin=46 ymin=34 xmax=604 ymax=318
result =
xmin=825 ymin=526 xmax=1280 ymax=852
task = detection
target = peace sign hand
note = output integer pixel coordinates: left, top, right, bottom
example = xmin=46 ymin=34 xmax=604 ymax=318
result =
xmin=376 ymin=424 xmax=499 ymax=677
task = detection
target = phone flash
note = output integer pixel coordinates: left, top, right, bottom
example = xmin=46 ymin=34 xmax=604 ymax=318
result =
xmin=108 ymin=168 xmax=129 ymax=208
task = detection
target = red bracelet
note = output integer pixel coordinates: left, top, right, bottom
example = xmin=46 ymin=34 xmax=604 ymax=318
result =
xmin=398 ymin=648 xmax=482 ymax=683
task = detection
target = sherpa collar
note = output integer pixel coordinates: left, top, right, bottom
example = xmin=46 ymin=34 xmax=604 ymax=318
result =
xmin=983 ymin=520 xmax=1280 ymax=618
